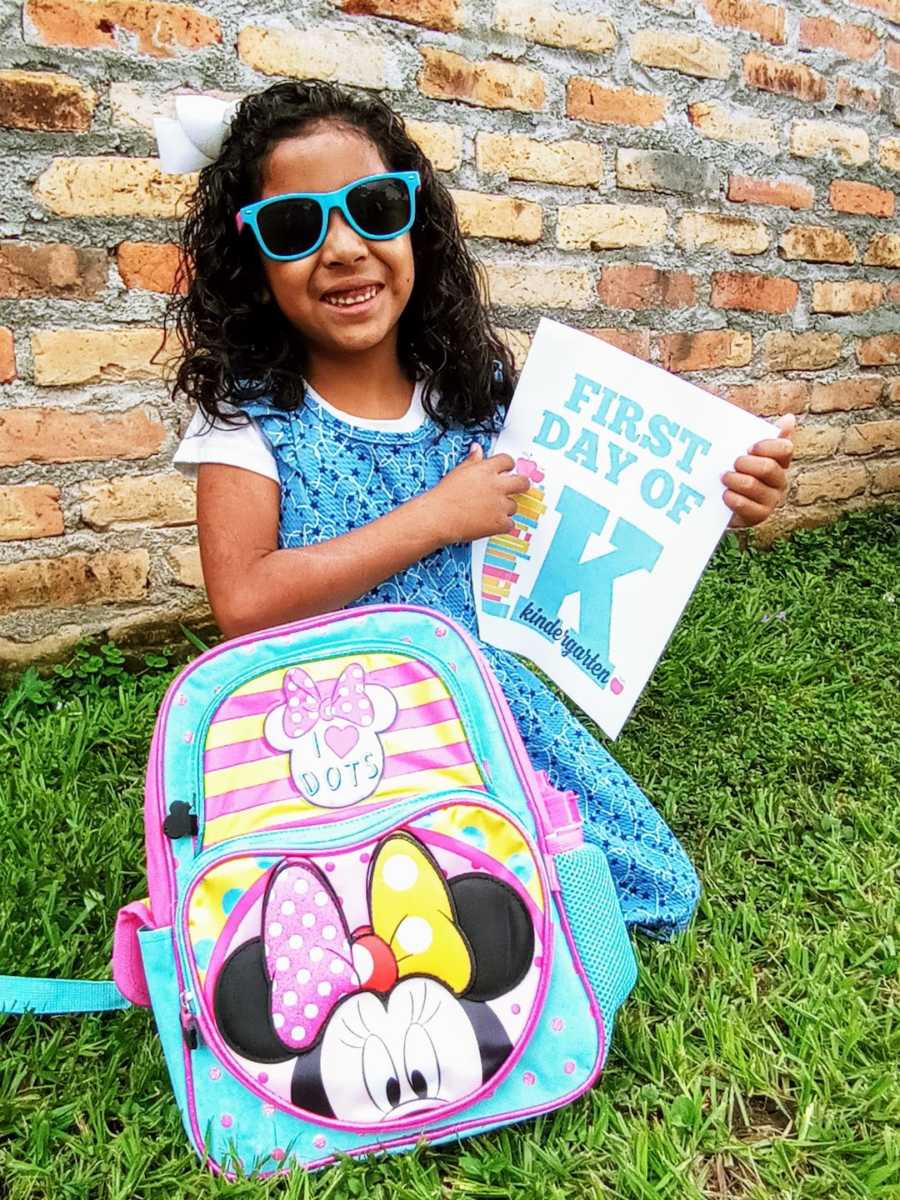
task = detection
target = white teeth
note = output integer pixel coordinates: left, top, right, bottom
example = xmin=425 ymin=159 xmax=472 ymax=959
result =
xmin=322 ymin=285 xmax=379 ymax=307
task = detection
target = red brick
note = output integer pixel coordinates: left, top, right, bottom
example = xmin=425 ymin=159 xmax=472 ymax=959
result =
xmin=116 ymin=242 xmax=187 ymax=293
xmin=829 ymin=179 xmax=895 ymax=217
xmin=419 ymin=48 xmax=545 ymax=112
xmin=791 ymin=119 xmax=869 ymax=165
xmin=494 ymin=1 xmax=616 ymax=52
xmin=0 ymin=549 xmax=149 ymax=614
xmin=743 ymin=51 xmax=826 ymax=102
xmin=658 ymin=330 xmax=752 ymax=372
xmin=752 ymin=504 xmax=844 ymax=546
xmin=24 ymin=0 xmax=221 ymax=58
xmin=812 ymin=281 xmax=884 ymax=313
xmin=842 ymin=419 xmax=900 ymax=455
xmin=586 ymin=328 xmax=652 ymax=360
xmin=779 ymin=224 xmax=857 ymax=264
xmin=702 ymin=0 xmax=785 ymax=44
xmin=339 ymin=0 xmax=460 ymax=30
xmin=872 ymin=460 xmax=900 ymax=495
xmin=724 ymin=380 xmax=809 ymax=417
xmin=567 ymin=78 xmax=668 ymax=127
xmin=792 ymin=425 xmax=843 ymax=459
xmin=763 ymin=331 xmax=842 ymax=371
xmin=688 ymin=101 xmax=778 ymax=150
xmin=0 ymin=69 xmax=96 ymax=131
xmin=866 ymin=235 xmax=900 ymax=268
xmin=810 ymin=378 xmax=883 ymax=412
xmin=847 ymin=0 xmax=900 ymax=21
xmin=835 ymin=77 xmax=880 ymax=113
xmin=0 ymin=328 xmax=14 ymax=384
xmin=0 ymin=485 xmax=64 ymax=541
xmin=238 ymin=25 xmax=387 ymax=89
xmin=0 ymin=407 xmax=165 ymax=466
xmin=0 ymin=242 xmax=107 ymax=299
xmin=727 ymin=175 xmax=814 ymax=209
xmin=794 ymin=463 xmax=868 ymax=505
xmin=880 ymin=138 xmax=900 ymax=172
xmin=631 ymin=30 xmax=731 ymax=79
xmin=711 ymin=271 xmax=798 ymax=313
xmin=597 ymin=264 xmax=696 ymax=309
xmin=798 ymin=16 xmax=880 ymax=61
xmin=857 ymin=334 xmax=900 ymax=366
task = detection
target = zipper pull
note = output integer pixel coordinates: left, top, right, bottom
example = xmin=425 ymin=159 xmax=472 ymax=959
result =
xmin=535 ymin=771 xmax=583 ymax=855
xmin=180 ymin=989 xmax=200 ymax=1050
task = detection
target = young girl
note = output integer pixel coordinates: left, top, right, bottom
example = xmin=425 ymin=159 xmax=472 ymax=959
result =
xmin=169 ymin=81 xmax=794 ymax=941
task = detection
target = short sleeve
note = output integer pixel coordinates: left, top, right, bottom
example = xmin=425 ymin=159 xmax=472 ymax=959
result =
xmin=173 ymin=403 xmax=279 ymax=483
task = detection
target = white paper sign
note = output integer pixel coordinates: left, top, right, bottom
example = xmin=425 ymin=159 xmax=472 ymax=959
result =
xmin=473 ymin=318 xmax=777 ymax=739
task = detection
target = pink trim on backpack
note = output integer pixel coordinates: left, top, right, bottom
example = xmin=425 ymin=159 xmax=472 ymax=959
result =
xmin=112 ymin=900 xmax=156 ymax=1007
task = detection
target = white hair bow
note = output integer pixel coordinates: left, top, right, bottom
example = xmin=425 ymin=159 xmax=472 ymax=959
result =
xmin=154 ymin=95 xmax=239 ymax=174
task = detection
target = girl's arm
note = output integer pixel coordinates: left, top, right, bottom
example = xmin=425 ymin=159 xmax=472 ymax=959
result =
xmin=197 ymin=447 xmax=527 ymax=637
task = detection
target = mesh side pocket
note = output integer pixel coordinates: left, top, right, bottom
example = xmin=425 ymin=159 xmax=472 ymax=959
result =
xmin=555 ymin=845 xmax=637 ymax=1038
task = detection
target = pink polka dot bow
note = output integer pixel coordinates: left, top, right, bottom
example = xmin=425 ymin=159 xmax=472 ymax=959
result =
xmin=263 ymin=834 xmax=474 ymax=1052
xmin=281 ymin=663 xmax=375 ymax=739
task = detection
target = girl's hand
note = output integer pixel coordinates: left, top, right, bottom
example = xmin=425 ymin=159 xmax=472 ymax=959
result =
xmin=427 ymin=443 xmax=530 ymax=546
xmin=722 ymin=414 xmax=796 ymax=529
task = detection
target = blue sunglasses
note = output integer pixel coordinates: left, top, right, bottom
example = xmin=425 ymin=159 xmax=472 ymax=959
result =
xmin=236 ymin=171 xmax=421 ymax=262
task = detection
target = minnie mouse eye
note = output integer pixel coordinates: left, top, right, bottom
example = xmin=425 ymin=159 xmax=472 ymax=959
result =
xmin=403 ymin=1022 xmax=441 ymax=1100
xmin=362 ymin=1033 xmax=402 ymax=1114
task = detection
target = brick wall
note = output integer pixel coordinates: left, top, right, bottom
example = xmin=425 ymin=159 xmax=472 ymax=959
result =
xmin=1 ymin=0 xmax=899 ymax=666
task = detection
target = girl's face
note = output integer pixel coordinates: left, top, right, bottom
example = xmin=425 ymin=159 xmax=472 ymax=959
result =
xmin=256 ymin=123 xmax=415 ymax=362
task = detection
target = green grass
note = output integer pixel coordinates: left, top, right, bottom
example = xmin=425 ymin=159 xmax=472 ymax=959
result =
xmin=1 ymin=508 xmax=898 ymax=1200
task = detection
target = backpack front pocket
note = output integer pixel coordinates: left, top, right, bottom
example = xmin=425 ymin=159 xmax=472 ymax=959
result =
xmin=175 ymin=792 xmax=557 ymax=1135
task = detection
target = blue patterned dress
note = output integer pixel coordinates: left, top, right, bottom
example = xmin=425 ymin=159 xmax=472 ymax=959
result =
xmin=242 ymin=393 xmax=700 ymax=938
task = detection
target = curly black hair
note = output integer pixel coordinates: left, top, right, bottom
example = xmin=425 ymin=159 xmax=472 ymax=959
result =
xmin=165 ymin=79 xmax=516 ymax=432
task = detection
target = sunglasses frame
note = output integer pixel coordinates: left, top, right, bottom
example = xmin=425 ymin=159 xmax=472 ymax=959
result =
xmin=235 ymin=170 xmax=421 ymax=262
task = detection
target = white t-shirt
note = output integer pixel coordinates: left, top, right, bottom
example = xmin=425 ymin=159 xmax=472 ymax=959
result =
xmin=174 ymin=380 xmax=429 ymax=483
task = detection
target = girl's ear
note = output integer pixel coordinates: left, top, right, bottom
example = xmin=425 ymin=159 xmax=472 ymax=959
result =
xmin=214 ymin=938 xmax=295 ymax=1063
xmin=450 ymin=875 xmax=534 ymax=1002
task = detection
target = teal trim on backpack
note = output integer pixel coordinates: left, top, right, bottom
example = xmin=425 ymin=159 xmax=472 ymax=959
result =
xmin=0 ymin=976 xmax=130 ymax=1015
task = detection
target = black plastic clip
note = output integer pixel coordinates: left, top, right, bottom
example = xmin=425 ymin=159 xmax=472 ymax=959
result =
xmin=163 ymin=801 xmax=198 ymax=840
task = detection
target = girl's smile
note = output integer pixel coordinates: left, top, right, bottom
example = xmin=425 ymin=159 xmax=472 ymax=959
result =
xmin=257 ymin=125 xmax=415 ymax=362
xmin=319 ymin=280 xmax=384 ymax=312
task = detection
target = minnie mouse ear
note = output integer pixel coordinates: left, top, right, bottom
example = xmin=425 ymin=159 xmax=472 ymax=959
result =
xmin=214 ymin=939 xmax=295 ymax=1063
xmin=450 ymin=874 xmax=534 ymax=1002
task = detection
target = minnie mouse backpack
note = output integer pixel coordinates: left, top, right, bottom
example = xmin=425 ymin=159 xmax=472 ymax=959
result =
xmin=0 ymin=604 xmax=636 ymax=1176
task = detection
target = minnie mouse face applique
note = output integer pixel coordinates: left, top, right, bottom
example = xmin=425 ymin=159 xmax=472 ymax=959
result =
xmin=263 ymin=664 xmax=398 ymax=809
xmin=213 ymin=832 xmax=535 ymax=1126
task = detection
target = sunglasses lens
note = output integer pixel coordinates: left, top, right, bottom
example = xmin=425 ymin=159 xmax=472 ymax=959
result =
xmin=346 ymin=177 xmax=412 ymax=237
xmin=256 ymin=197 xmax=322 ymax=258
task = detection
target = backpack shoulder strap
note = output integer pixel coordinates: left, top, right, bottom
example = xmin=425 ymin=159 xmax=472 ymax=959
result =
xmin=0 ymin=975 xmax=130 ymax=1015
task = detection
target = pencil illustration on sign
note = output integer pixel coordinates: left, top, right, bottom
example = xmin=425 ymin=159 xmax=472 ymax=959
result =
xmin=480 ymin=457 xmax=548 ymax=618
xmin=472 ymin=319 xmax=777 ymax=739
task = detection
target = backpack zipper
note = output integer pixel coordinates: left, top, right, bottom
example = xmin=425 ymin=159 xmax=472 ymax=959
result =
xmin=147 ymin=606 xmax=584 ymax=924
xmin=173 ymin=790 xmax=557 ymax=1128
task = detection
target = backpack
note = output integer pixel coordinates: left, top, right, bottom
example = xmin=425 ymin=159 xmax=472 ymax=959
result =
xmin=1 ymin=604 xmax=637 ymax=1177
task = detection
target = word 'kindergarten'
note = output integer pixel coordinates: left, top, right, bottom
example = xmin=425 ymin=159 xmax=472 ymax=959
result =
xmin=534 ymin=373 xmax=713 ymax=525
